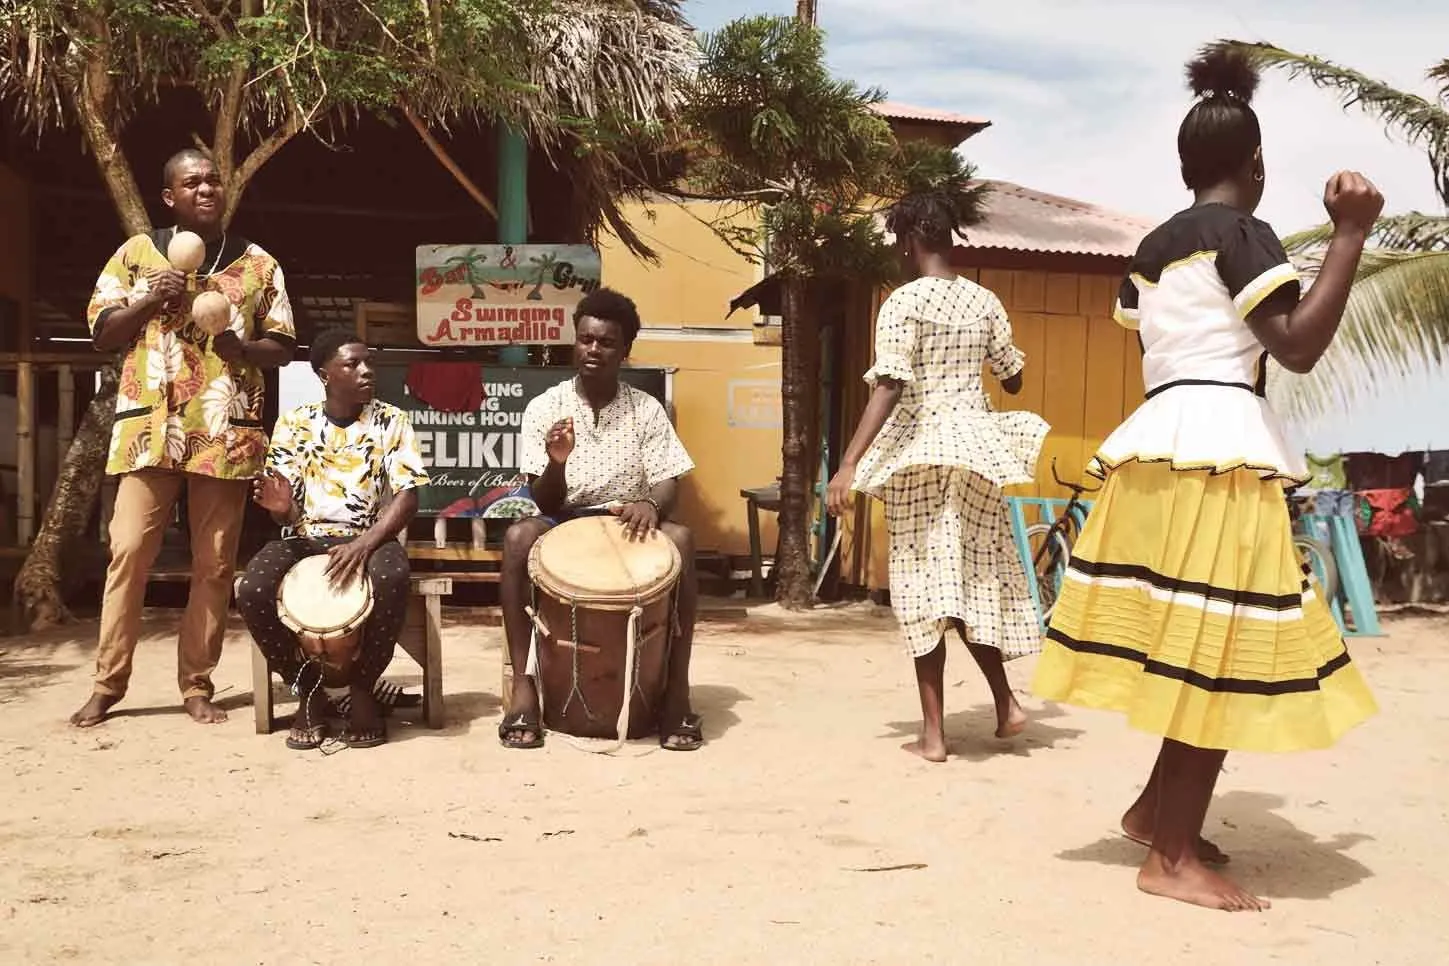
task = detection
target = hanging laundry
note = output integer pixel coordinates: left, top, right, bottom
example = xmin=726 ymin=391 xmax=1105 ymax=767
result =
xmin=1344 ymin=451 xmax=1423 ymax=491
xmin=1421 ymin=486 xmax=1449 ymax=524
xmin=405 ymin=361 xmax=484 ymax=413
xmin=1423 ymin=450 xmax=1449 ymax=486
xmin=1357 ymin=488 xmax=1419 ymax=539
xmin=1304 ymin=452 xmax=1348 ymax=491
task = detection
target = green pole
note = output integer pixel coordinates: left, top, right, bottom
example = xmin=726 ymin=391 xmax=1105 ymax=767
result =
xmin=497 ymin=125 xmax=528 ymax=244
xmin=497 ymin=124 xmax=530 ymax=364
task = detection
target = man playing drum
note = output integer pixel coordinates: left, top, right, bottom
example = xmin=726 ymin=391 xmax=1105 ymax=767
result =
xmin=499 ymin=288 xmax=704 ymax=751
xmin=236 ymin=330 xmax=430 ymax=750
xmin=70 ymin=148 xmax=294 ymax=728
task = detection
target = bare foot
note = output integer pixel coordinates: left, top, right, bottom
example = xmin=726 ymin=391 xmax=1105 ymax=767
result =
xmin=1138 ymin=853 xmax=1269 ymax=911
xmin=1121 ymin=814 xmax=1230 ymax=865
xmin=69 ymin=693 xmax=120 ymax=728
xmin=184 ymin=696 xmax=228 ymax=724
xmin=901 ymin=734 xmax=948 ymax=763
xmin=995 ymin=700 xmax=1028 ymax=739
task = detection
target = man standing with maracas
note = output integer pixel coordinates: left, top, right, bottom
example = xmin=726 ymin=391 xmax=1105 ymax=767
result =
xmin=71 ymin=148 xmax=295 ymax=728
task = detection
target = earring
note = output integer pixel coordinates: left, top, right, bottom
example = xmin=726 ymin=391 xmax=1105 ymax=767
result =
xmin=1253 ymin=171 xmax=1264 ymax=183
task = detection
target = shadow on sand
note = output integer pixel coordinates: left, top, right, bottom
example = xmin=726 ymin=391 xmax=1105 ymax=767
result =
xmin=883 ymin=700 xmax=1085 ymax=762
xmin=1055 ymin=789 xmax=1375 ymax=901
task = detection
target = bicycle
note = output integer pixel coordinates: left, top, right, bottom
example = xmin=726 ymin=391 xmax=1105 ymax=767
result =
xmin=1023 ymin=459 xmax=1100 ymax=621
xmin=1288 ymin=494 xmax=1341 ymax=605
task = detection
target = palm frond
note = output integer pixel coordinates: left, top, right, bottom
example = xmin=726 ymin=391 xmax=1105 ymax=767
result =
xmin=1270 ymin=250 xmax=1449 ymax=421
xmin=1283 ymin=213 xmax=1449 ymax=255
xmin=1212 ymin=39 xmax=1449 ymax=205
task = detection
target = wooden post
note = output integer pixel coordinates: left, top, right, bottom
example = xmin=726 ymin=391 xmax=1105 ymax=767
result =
xmin=16 ymin=360 xmax=34 ymax=544
xmin=56 ymin=364 xmax=75 ymax=465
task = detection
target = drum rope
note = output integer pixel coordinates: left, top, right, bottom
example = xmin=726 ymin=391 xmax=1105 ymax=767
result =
xmin=528 ymin=519 xmax=677 ymax=757
xmin=291 ymin=658 xmax=346 ymax=756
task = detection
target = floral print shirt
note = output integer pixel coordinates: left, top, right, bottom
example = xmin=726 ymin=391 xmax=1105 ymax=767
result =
xmin=266 ymin=401 xmax=431 ymax=539
xmin=86 ymin=231 xmax=295 ymax=479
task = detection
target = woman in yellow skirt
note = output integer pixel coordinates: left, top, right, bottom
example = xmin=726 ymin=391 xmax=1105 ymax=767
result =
xmin=1032 ymin=48 xmax=1382 ymax=911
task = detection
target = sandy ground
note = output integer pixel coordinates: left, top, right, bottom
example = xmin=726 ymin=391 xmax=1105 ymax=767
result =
xmin=1 ymin=602 xmax=1446 ymax=966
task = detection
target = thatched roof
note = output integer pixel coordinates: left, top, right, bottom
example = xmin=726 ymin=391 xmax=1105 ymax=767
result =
xmin=497 ymin=1 xmax=699 ymax=259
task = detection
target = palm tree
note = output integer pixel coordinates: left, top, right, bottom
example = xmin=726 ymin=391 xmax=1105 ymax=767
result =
xmin=1211 ymin=41 xmax=1449 ymax=423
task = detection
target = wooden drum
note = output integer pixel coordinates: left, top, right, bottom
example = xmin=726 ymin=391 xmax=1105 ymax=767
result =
xmin=527 ymin=516 xmax=681 ymax=740
xmin=277 ymin=554 xmax=374 ymax=686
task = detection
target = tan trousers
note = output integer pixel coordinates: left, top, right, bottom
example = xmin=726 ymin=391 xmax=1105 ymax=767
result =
xmin=92 ymin=470 xmax=248 ymax=700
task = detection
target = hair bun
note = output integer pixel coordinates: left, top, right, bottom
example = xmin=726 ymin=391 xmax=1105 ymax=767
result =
xmin=1186 ymin=44 xmax=1260 ymax=103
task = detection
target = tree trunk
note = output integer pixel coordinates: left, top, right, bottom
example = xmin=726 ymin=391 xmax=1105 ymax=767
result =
xmin=776 ymin=275 xmax=819 ymax=608
xmin=14 ymin=366 xmax=117 ymax=629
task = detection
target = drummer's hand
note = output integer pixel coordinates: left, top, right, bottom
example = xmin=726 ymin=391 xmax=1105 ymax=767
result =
xmin=251 ymin=470 xmax=294 ymax=515
xmin=613 ymin=500 xmax=659 ymax=540
xmin=545 ymin=418 xmax=575 ymax=465
xmin=324 ymin=538 xmax=373 ymax=588
xmin=212 ymin=329 xmax=246 ymax=364
xmin=826 ymin=463 xmax=856 ymax=517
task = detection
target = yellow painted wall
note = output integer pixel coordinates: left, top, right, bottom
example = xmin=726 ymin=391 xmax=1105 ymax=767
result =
xmin=627 ymin=339 xmax=781 ymax=557
xmin=598 ymin=199 xmax=762 ymax=330
xmin=602 ymin=199 xmax=782 ymax=558
xmin=845 ymin=267 xmax=1145 ymax=590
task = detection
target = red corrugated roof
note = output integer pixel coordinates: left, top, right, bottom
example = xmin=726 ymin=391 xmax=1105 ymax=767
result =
xmin=881 ymin=180 xmax=1155 ymax=259
xmin=872 ymin=100 xmax=991 ymax=131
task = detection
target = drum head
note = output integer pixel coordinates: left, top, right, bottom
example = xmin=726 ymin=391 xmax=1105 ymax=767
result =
xmin=277 ymin=553 xmax=374 ymax=637
xmin=529 ymin=516 xmax=681 ymax=604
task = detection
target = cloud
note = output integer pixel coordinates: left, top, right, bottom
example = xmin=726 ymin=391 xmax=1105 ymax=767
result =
xmin=689 ymin=0 xmax=1449 ymax=231
xmin=685 ymin=0 xmax=1449 ymax=449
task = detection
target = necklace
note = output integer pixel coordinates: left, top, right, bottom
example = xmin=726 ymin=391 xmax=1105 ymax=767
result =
xmin=200 ymin=232 xmax=228 ymax=277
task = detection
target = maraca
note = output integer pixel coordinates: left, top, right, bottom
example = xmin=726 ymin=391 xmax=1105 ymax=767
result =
xmin=167 ymin=230 xmax=206 ymax=272
xmin=191 ymin=290 xmax=232 ymax=336
xmin=167 ymin=230 xmax=206 ymax=295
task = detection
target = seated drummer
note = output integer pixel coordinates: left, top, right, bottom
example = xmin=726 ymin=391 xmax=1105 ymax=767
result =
xmin=237 ymin=330 xmax=430 ymax=750
xmin=499 ymin=288 xmax=703 ymax=752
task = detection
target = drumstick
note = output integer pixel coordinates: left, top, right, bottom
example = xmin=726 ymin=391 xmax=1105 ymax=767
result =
xmin=812 ymin=529 xmax=843 ymax=600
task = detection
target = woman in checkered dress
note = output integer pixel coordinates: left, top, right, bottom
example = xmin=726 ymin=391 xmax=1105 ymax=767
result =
xmin=827 ymin=194 xmax=1049 ymax=762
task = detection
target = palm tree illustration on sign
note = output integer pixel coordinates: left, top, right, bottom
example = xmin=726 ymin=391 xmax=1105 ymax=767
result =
xmin=527 ymin=251 xmax=560 ymax=300
xmin=443 ymin=248 xmax=490 ymax=298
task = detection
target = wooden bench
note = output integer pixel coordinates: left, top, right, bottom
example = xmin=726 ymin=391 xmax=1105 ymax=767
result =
xmin=249 ymin=574 xmax=455 ymax=733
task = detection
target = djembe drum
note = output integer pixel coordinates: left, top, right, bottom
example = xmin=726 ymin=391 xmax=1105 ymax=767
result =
xmin=526 ymin=515 xmax=681 ymax=741
xmin=277 ymin=554 xmax=374 ymax=686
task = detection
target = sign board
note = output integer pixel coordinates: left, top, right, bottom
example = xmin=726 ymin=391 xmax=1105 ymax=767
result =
xmin=726 ymin=379 xmax=783 ymax=429
xmin=374 ymin=364 xmax=668 ymax=518
xmin=415 ymin=244 xmax=601 ymax=348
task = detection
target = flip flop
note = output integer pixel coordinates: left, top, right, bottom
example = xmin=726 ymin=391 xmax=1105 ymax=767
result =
xmin=660 ymin=713 xmax=704 ymax=752
xmin=498 ymin=712 xmax=545 ymax=750
xmin=285 ymin=723 xmax=327 ymax=751
xmin=327 ymin=680 xmax=422 ymax=717
xmin=342 ymin=723 xmax=388 ymax=749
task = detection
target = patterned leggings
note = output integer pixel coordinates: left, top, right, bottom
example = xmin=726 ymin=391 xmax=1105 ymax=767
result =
xmin=237 ymin=537 xmax=410 ymax=690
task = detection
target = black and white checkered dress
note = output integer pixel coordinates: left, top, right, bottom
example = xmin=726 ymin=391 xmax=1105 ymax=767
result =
xmin=853 ymin=276 xmax=1049 ymax=658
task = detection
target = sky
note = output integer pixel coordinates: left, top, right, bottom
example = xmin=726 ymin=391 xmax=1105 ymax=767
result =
xmin=685 ymin=0 xmax=1449 ymax=454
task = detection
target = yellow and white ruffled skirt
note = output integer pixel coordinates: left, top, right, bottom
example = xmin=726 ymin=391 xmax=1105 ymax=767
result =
xmin=1032 ymin=460 xmax=1377 ymax=753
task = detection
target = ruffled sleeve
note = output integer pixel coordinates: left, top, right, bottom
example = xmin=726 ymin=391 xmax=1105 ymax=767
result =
xmin=863 ymin=286 xmax=917 ymax=385
xmin=984 ymin=293 xmax=1026 ymax=382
